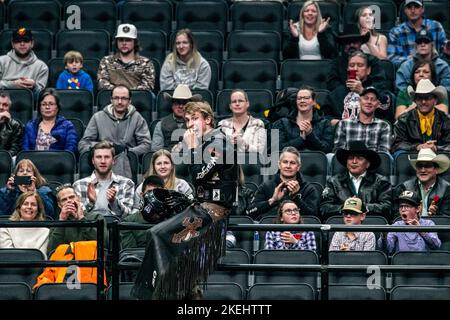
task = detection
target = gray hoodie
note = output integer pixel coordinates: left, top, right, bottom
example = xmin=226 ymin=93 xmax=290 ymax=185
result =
xmin=0 ymin=50 xmax=48 ymax=91
xmin=79 ymin=104 xmax=152 ymax=156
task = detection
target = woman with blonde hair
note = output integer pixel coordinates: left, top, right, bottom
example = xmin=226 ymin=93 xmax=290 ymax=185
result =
xmin=356 ymin=6 xmax=387 ymax=60
xmin=0 ymin=191 xmax=50 ymax=256
xmin=283 ymin=0 xmax=337 ymax=60
xmin=160 ymin=28 xmax=211 ymax=90
xmin=134 ymin=149 xmax=194 ymax=209
xmin=0 ymin=159 xmax=56 ymax=218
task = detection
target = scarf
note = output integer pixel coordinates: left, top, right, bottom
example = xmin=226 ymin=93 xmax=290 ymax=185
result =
xmin=417 ymin=108 xmax=435 ymax=137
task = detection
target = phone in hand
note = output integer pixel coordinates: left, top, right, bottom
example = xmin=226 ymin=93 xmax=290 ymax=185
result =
xmin=347 ymin=69 xmax=357 ymax=80
xmin=15 ymin=175 xmax=32 ymax=186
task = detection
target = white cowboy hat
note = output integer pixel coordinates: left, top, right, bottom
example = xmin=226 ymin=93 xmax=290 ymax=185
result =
xmin=407 ymin=79 xmax=447 ymax=104
xmin=409 ymin=148 xmax=450 ymax=174
xmin=163 ymin=84 xmax=202 ymax=103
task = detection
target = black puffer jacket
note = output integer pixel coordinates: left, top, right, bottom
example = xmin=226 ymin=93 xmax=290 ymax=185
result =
xmin=321 ymin=171 xmax=393 ymax=221
xmin=0 ymin=118 xmax=23 ymax=156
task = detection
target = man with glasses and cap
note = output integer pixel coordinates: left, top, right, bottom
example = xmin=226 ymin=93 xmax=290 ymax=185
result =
xmin=378 ymin=190 xmax=441 ymax=254
xmin=392 ymin=79 xmax=450 ymax=155
xmin=98 ymin=23 xmax=155 ymax=91
xmin=321 ymin=140 xmax=392 ymax=221
xmin=329 ymin=196 xmax=375 ymax=251
xmin=387 ymin=0 xmax=450 ymax=68
xmin=0 ymin=27 xmax=48 ymax=93
xmin=151 ymin=84 xmax=202 ymax=152
xmin=394 ymin=148 xmax=450 ymax=217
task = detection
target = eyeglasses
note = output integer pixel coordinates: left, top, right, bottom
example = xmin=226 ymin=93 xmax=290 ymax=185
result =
xmin=41 ymin=102 xmax=56 ymax=107
xmin=399 ymin=204 xmax=415 ymax=210
xmin=112 ymin=96 xmax=130 ymax=102
xmin=414 ymin=94 xmax=435 ymax=101
xmin=342 ymin=211 xmax=361 ymax=216
xmin=297 ymin=96 xmax=312 ymax=101
xmin=416 ymin=162 xmax=435 ymax=169
xmin=282 ymin=208 xmax=300 ymax=215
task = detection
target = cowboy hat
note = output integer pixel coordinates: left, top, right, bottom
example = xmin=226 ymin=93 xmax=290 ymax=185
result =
xmin=407 ymin=79 xmax=447 ymax=104
xmin=409 ymin=148 xmax=450 ymax=174
xmin=337 ymin=24 xmax=370 ymax=44
xmin=163 ymin=84 xmax=202 ymax=103
xmin=335 ymin=140 xmax=381 ymax=171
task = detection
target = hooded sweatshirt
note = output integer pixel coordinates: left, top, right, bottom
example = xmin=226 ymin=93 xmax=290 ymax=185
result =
xmin=78 ymin=104 xmax=152 ymax=156
xmin=0 ymin=50 xmax=48 ymax=91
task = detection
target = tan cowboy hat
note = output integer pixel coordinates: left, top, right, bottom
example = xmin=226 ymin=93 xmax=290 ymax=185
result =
xmin=407 ymin=79 xmax=447 ymax=104
xmin=163 ymin=84 xmax=202 ymax=103
xmin=409 ymin=148 xmax=450 ymax=174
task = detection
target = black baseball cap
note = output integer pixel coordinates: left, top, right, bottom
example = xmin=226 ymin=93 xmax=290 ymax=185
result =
xmin=361 ymin=86 xmax=380 ymax=99
xmin=12 ymin=27 xmax=33 ymax=43
xmin=415 ymin=29 xmax=433 ymax=44
xmin=396 ymin=190 xmax=421 ymax=207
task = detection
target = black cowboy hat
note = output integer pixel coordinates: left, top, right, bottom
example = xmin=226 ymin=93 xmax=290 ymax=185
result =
xmin=335 ymin=140 xmax=381 ymax=171
xmin=337 ymin=24 xmax=370 ymax=44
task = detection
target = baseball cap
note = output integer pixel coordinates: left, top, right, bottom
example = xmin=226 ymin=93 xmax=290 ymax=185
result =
xmin=115 ymin=24 xmax=137 ymax=39
xmin=361 ymin=86 xmax=380 ymax=99
xmin=405 ymin=0 xmax=423 ymax=7
xmin=396 ymin=190 xmax=421 ymax=207
xmin=12 ymin=27 xmax=33 ymax=43
xmin=415 ymin=29 xmax=433 ymax=44
xmin=341 ymin=197 xmax=365 ymax=214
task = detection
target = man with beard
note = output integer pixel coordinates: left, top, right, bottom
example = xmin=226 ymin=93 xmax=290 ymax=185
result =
xmin=0 ymin=28 xmax=48 ymax=93
xmin=73 ymin=140 xmax=135 ymax=218
xmin=98 ymin=23 xmax=155 ymax=91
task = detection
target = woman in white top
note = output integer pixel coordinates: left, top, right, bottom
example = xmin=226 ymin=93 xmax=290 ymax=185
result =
xmin=160 ymin=28 xmax=211 ymax=91
xmin=134 ymin=149 xmax=194 ymax=209
xmin=357 ymin=6 xmax=388 ymax=60
xmin=218 ymin=89 xmax=267 ymax=154
xmin=283 ymin=0 xmax=337 ymax=60
xmin=0 ymin=191 xmax=49 ymax=256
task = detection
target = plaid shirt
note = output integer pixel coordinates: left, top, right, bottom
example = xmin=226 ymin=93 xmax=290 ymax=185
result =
xmin=333 ymin=117 xmax=392 ymax=153
xmin=387 ymin=19 xmax=447 ymax=67
xmin=73 ymin=172 xmax=135 ymax=218
xmin=265 ymin=231 xmax=317 ymax=251
xmin=329 ymin=231 xmax=376 ymax=251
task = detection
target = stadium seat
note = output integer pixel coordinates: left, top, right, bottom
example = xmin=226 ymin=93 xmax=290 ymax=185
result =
xmin=56 ymin=89 xmax=94 ymax=126
xmin=0 ymin=29 xmax=52 ymax=64
xmin=66 ymin=118 xmax=85 ymax=144
xmin=391 ymin=251 xmax=450 ymax=287
xmin=390 ymin=285 xmax=450 ymax=300
xmin=139 ymin=30 xmax=167 ymax=66
xmin=227 ymin=31 xmax=281 ymax=63
xmin=427 ymin=216 xmax=450 ymax=251
xmin=328 ymin=284 xmax=386 ymax=300
xmin=0 ymin=282 xmax=32 ymax=300
xmin=0 ymin=150 xmax=12 ymax=187
xmin=207 ymin=59 xmax=220 ymax=96
xmin=0 ymin=248 xmax=45 ymax=288
xmin=343 ymin=1 xmax=397 ymax=31
xmin=326 ymin=215 xmax=388 ymax=225
xmin=176 ymin=1 xmax=228 ymax=39
xmin=3 ymin=89 xmax=34 ymax=125
xmin=47 ymin=58 xmax=100 ymax=93
xmin=300 ymin=151 xmax=328 ymax=186
xmin=328 ymin=250 xmax=388 ymax=285
xmin=208 ymin=248 xmax=250 ymax=290
xmin=55 ymin=29 xmax=111 ymax=60
xmin=379 ymin=59 xmax=396 ymax=93
xmin=203 ymin=282 xmax=244 ymax=300
xmin=63 ymin=0 xmax=117 ymax=36
xmin=78 ymin=150 xmax=139 ymax=183
xmin=96 ymin=89 xmax=154 ymax=127
xmin=229 ymin=215 xmax=255 ymax=254
xmin=247 ymin=283 xmax=315 ymax=300
xmin=107 ymin=282 xmax=134 ymax=300
xmin=15 ymin=150 xmax=76 ymax=184
xmin=222 ymin=59 xmax=278 ymax=93
xmin=120 ymin=0 xmax=173 ymax=36
xmin=287 ymin=1 xmax=340 ymax=34
xmin=0 ymin=2 xmax=3 ymax=30
xmin=231 ymin=1 xmax=285 ymax=35
xmin=280 ymin=59 xmax=332 ymax=90
xmin=7 ymin=0 xmax=61 ymax=35
xmin=34 ymin=283 xmax=98 ymax=300
xmin=253 ymin=249 xmax=319 ymax=290
xmin=215 ymin=89 xmax=273 ymax=120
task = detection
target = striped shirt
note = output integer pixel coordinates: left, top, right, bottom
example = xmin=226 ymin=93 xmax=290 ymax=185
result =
xmin=329 ymin=231 xmax=376 ymax=251
xmin=333 ymin=117 xmax=392 ymax=153
xmin=73 ymin=172 xmax=135 ymax=218
xmin=265 ymin=231 xmax=317 ymax=251
xmin=387 ymin=19 xmax=447 ymax=67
